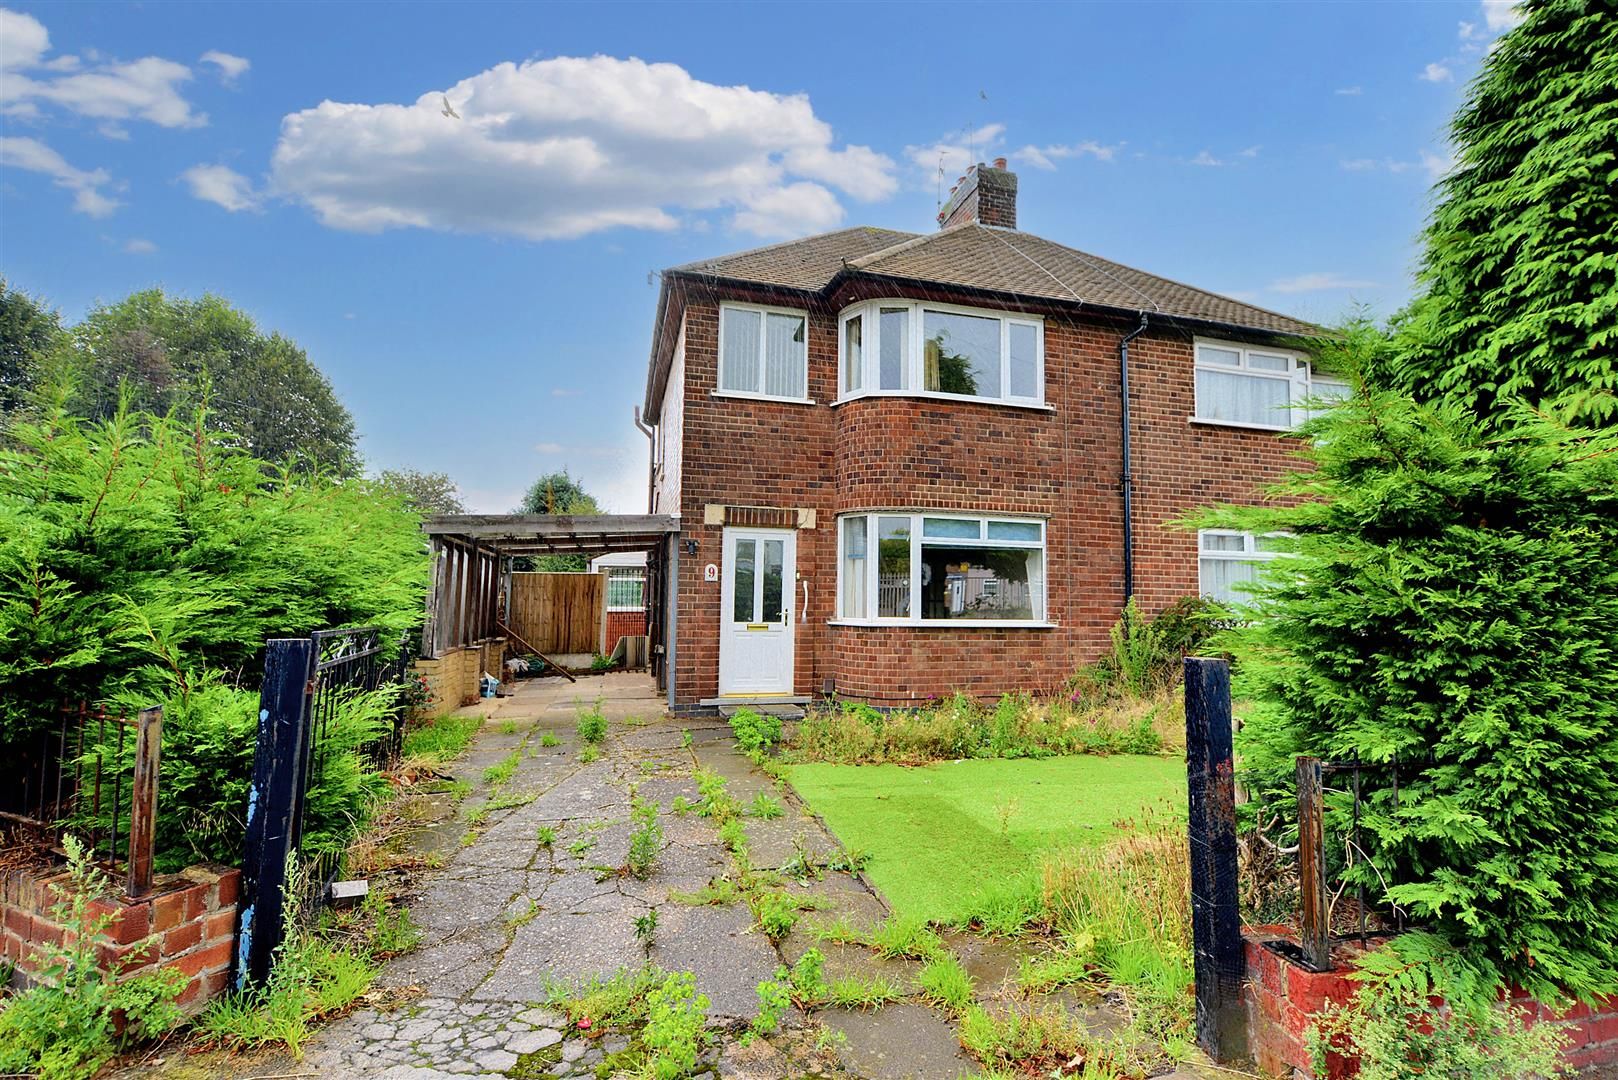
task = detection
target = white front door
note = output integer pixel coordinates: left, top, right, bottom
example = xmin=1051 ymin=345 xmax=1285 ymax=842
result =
xmin=718 ymin=527 xmax=796 ymax=696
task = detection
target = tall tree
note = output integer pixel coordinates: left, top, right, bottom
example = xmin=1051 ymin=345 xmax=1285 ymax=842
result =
xmin=375 ymin=468 xmax=466 ymax=515
xmin=0 ymin=279 xmax=65 ymax=416
xmin=517 ymin=469 xmax=600 ymax=570
xmin=1376 ymin=0 xmax=1618 ymax=423
xmin=71 ymin=289 xmax=360 ymax=475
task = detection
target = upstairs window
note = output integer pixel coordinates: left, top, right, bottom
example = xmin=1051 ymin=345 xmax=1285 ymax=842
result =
xmin=719 ymin=303 xmax=808 ymax=401
xmin=1193 ymin=340 xmax=1346 ymax=430
xmin=838 ymin=300 xmax=1043 ymax=406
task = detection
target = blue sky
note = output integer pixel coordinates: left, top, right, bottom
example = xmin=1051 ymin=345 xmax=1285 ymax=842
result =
xmin=0 ymin=0 xmax=1520 ymax=512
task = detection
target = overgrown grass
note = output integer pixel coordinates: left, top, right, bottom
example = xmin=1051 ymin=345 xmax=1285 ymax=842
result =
xmin=794 ymin=689 xmax=1179 ymax=766
xmin=788 ymin=756 xmax=1184 ymax=923
xmin=401 ymin=712 xmax=484 ymax=767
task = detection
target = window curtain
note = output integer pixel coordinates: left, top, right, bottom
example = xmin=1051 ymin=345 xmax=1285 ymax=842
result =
xmin=721 ymin=309 xmax=761 ymax=393
xmin=841 ymin=517 xmax=867 ymax=618
xmin=764 ymin=313 xmax=805 ymax=398
xmin=1200 ymin=557 xmax=1259 ymax=604
xmin=1196 ymin=369 xmax=1290 ymax=425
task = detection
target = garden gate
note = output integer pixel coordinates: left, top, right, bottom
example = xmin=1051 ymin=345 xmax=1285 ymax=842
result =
xmin=235 ymin=627 xmax=409 ymax=989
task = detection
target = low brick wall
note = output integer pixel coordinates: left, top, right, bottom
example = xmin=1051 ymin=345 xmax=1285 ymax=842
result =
xmin=2 ymin=862 xmax=240 ymax=1014
xmin=414 ymin=639 xmax=505 ymax=717
xmin=604 ymin=611 xmax=647 ymax=659
xmin=1243 ymin=927 xmax=1618 ymax=1077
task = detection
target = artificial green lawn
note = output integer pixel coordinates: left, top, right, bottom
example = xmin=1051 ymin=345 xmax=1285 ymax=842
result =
xmin=789 ymin=755 xmax=1185 ymax=923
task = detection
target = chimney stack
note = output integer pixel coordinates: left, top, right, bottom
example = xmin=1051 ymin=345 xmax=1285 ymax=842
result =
xmin=937 ymin=159 xmax=1017 ymax=229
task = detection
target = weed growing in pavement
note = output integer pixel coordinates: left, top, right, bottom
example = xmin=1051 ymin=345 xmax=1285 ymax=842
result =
xmin=401 ymin=713 xmax=484 ymax=768
xmin=717 ymin=818 xmax=749 ymax=857
xmin=576 ymin=699 xmax=608 ymax=744
xmin=824 ymin=974 xmax=903 ymax=1010
xmin=669 ymin=878 xmax=741 ymax=907
xmin=680 ymin=729 xmax=693 ymax=750
xmin=750 ymin=891 xmax=799 ymax=942
xmin=633 ymin=908 xmax=659 ymax=949
xmin=579 ymin=745 xmax=601 ymax=764
xmin=1015 ymin=940 xmax=1096 ymax=993
xmin=536 ymin=825 xmax=557 ymax=846
xmin=625 ymin=798 xmax=663 ymax=879
xmin=482 ymin=751 xmax=520 ymax=788
xmin=692 ymin=769 xmax=741 ymax=821
xmin=787 ymin=947 xmax=826 ymax=1002
xmin=751 ymin=973 xmax=792 ymax=1038
xmin=747 ymin=791 xmax=784 ymax=819
xmin=499 ymin=719 xmax=520 ymax=735
xmin=728 ymin=707 xmax=783 ymax=755
xmin=671 ymin=796 xmax=694 ymax=816
xmin=539 ymin=732 xmax=561 ymax=748
xmin=506 ymin=898 xmax=541 ymax=928
xmin=567 ymin=837 xmax=596 ymax=857
xmin=485 ymin=791 xmax=536 ymax=812
xmin=918 ymin=951 xmax=975 ymax=1014
xmin=459 ymin=830 xmax=477 ymax=847
xmin=641 ymin=971 xmax=709 ymax=1080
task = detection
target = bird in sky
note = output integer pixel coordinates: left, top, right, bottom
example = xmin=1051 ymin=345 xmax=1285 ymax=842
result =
xmin=441 ymin=96 xmax=461 ymax=120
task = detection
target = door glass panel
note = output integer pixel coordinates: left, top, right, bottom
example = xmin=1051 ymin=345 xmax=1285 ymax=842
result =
xmin=877 ymin=517 xmax=911 ymax=618
xmin=732 ymin=539 xmax=756 ymax=622
xmin=761 ymin=540 xmax=784 ymax=623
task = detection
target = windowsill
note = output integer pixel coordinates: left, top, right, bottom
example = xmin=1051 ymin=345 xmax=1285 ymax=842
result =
xmin=832 ymin=389 xmax=1053 ymax=412
xmin=1187 ymin=415 xmax=1294 ymax=434
xmin=827 ymin=618 xmax=1058 ymax=630
xmin=711 ymin=390 xmax=816 ymax=406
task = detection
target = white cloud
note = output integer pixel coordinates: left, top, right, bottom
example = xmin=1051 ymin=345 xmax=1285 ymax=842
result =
xmin=1340 ymin=158 xmax=1378 ymax=171
xmin=267 ymin=55 xmax=896 ymax=241
xmin=1012 ymin=140 xmax=1120 ymax=171
xmin=1190 ymin=150 xmax=1222 ymax=167
xmin=123 ymin=237 xmax=156 ymax=254
xmin=1239 ymin=145 xmax=1261 ymax=159
xmin=1482 ymin=0 xmax=1524 ymax=31
xmin=199 ymin=50 xmax=249 ymax=83
xmin=181 ymin=163 xmax=260 ymax=211
xmin=1339 ymin=156 xmax=1417 ymax=174
xmin=0 ymin=135 xmax=119 ymax=215
xmin=1268 ymin=272 xmax=1380 ymax=294
xmin=0 ymin=7 xmax=205 ymax=129
xmin=534 ymin=441 xmax=618 ymax=457
xmin=905 ymin=123 xmax=1005 ymax=186
xmin=1458 ymin=20 xmax=1483 ymax=42
xmin=1420 ymin=62 xmax=1454 ymax=83
xmin=0 ymin=8 xmax=49 ymax=70
xmin=1335 ymin=86 xmax=1363 ymax=96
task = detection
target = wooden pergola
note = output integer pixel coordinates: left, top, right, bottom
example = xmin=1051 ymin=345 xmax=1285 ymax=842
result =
xmin=420 ymin=514 xmax=681 ymax=703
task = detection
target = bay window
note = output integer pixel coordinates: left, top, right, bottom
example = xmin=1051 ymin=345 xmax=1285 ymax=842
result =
xmin=836 ymin=513 xmax=1047 ymax=624
xmin=838 ymin=300 xmax=1043 ymax=406
xmin=1198 ymin=529 xmax=1287 ymax=605
xmin=719 ymin=302 xmax=808 ymax=401
xmin=1192 ymin=339 xmax=1344 ymax=430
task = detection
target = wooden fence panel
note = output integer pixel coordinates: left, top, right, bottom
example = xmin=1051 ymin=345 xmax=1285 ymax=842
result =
xmin=507 ymin=573 xmax=604 ymax=654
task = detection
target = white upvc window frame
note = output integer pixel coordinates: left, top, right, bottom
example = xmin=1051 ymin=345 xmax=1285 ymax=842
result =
xmin=716 ymin=301 xmax=812 ymax=404
xmin=605 ymin=567 xmax=646 ymax=611
xmin=836 ymin=299 xmax=1045 ymax=408
xmin=833 ymin=510 xmax=1052 ymax=628
xmin=1197 ymin=529 xmax=1289 ymax=605
xmin=1191 ymin=338 xmax=1343 ymax=432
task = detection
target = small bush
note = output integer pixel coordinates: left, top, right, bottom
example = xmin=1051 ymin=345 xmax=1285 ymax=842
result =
xmin=752 ymin=970 xmax=792 ymax=1036
xmin=641 ymin=971 xmax=708 ymax=1080
xmin=626 ymin=799 xmax=663 ymax=879
xmin=0 ymin=838 xmax=187 ymax=1080
xmin=575 ymin=700 xmax=608 ymax=744
xmin=728 ymin=707 xmax=783 ymax=755
xmin=751 ymin=892 xmax=799 ymax=942
xmin=589 ymin=653 xmax=616 ymax=673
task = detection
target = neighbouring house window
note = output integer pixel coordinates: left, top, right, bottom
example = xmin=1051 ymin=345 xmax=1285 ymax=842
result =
xmin=1192 ymin=340 xmax=1343 ymax=430
xmin=606 ymin=568 xmax=645 ymax=610
xmin=836 ymin=513 xmax=1046 ymax=623
xmin=1198 ymin=529 xmax=1287 ymax=605
xmin=837 ymin=300 xmax=1043 ymax=405
xmin=719 ymin=303 xmax=808 ymax=400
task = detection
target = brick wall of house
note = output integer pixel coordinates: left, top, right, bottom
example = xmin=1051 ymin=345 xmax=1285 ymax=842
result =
xmin=1 ymin=862 xmax=240 ymax=1014
xmin=666 ymin=278 xmax=1303 ymax=707
xmin=1243 ymin=927 xmax=1618 ymax=1077
xmin=605 ymin=610 xmax=647 ymax=656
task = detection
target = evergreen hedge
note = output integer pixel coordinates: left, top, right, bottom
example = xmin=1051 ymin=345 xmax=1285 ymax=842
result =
xmin=1202 ymin=390 xmax=1618 ymax=999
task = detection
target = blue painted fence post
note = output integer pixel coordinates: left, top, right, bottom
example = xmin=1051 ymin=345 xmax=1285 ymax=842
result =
xmin=235 ymin=637 xmax=314 ymax=991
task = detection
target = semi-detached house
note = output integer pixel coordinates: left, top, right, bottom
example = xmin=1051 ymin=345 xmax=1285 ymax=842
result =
xmin=641 ymin=159 xmax=1337 ymax=710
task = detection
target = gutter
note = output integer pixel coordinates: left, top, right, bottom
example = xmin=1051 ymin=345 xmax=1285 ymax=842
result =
xmin=1119 ymin=313 xmax=1149 ymax=605
xmin=633 ymin=405 xmax=655 ymax=514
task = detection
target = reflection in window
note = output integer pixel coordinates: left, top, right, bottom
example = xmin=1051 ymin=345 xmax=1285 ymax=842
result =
xmin=761 ymin=539 xmax=784 ymax=622
xmin=924 ymin=309 xmax=1000 ymax=398
xmin=877 ymin=517 xmax=911 ymax=618
xmin=732 ymin=539 xmax=756 ymax=622
xmin=921 ymin=545 xmax=1043 ymax=620
xmin=837 ymin=513 xmax=1046 ymax=622
xmin=841 ymin=516 xmax=867 ymax=618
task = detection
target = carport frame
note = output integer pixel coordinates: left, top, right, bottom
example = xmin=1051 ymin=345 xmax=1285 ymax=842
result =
xmin=420 ymin=514 xmax=681 ymax=706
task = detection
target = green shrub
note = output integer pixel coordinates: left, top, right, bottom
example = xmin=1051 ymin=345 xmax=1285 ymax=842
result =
xmin=751 ymin=892 xmax=799 ymax=941
xmin=1203 ymin=393 xmax=1618 ymax=998
xmin=0 ymin=837 xmax=187 ymax=1080
xmin=752 ymin=970 xmax=792 ymax=1036
xmin=728 ymin=707 xmax=782 ymax=755
xmin=641 ymin=971 xmax=708 ymax=1080
xmin=626 ymin=798 xmax=663 ymax=879
xmin=589 ymin=653 xmax=616 ymax=673
xmin=1309 ymin=932 xmax=1570 ymax=1080
xmin=575 ymin=700 xmax=608 ymax=744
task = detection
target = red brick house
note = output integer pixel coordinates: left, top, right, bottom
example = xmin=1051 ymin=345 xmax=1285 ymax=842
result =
xmin=642 ymin=160 xmax=1336 ymax=710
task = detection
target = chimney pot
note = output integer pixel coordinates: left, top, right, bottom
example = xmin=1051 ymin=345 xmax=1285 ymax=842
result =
xmin=937 ymin=161 xmax=1018 ymax=230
